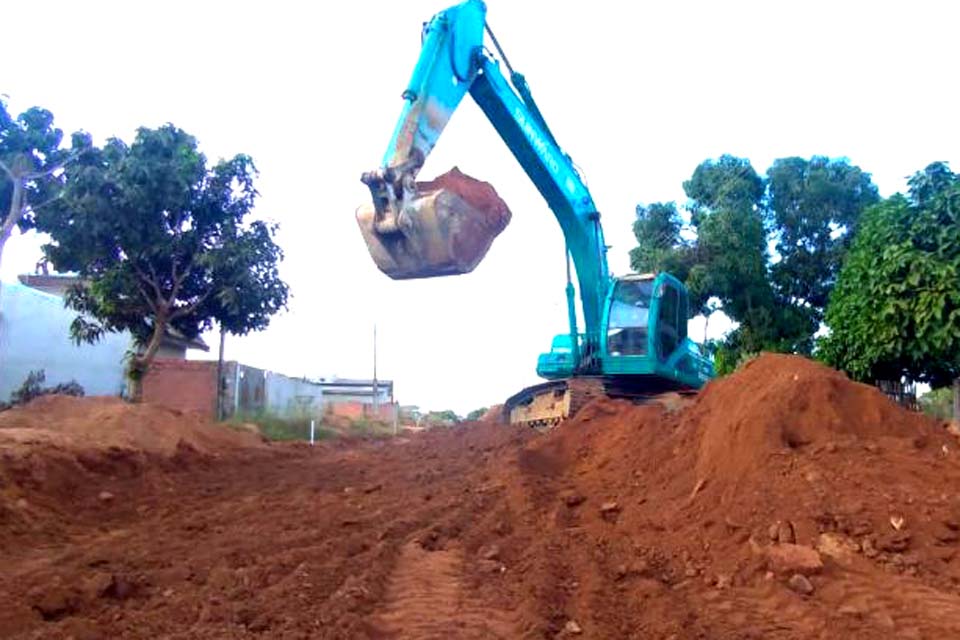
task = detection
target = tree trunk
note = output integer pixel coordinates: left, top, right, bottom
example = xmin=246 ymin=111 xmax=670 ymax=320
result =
xmin=953 ymin=377 xmax=960 ymax=422
xmin=0 ymin=178 xmax=25 ymax=272
xmin=128 ymin=313 xmax=168 ymax=403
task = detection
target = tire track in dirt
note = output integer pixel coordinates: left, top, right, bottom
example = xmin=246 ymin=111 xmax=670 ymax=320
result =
xmin=698 ymin=570 xmax=960 ymax=639
xmin=372 ymin=541 xmax=519 ymax=639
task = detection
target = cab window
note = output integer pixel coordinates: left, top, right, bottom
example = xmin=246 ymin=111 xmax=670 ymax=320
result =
xmin=607 ymin=279 xmax=654 ymax=356
xmin=657 ymin=283 xmax=680 ymax=357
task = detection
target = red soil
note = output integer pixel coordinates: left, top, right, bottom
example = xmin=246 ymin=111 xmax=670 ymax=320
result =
xmin=2 ymin=354 xmax=960 ymax=639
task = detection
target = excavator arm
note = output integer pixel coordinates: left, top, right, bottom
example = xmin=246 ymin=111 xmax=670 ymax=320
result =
xmin=358 ymin=0 xmax=610 ymax=370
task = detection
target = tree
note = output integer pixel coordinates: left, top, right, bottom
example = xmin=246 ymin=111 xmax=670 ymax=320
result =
xmin=0 ymin=99 xmax=71 ymax=270
xmin=767 ymin=156 xmax=879 ymax=321
xmin=629 ymin=201 xmax=706 ymax=311
xmin=819 ymin=162 xmax=960 ymax=412
xmin=36 ymin=124 xmax=289 ymax=401
xmin=465 ymin=407 xmax=489 ymax=421
xmin=919 ymin=386 xmax=954 ymax=421
xmin=629 ymin=154 xmax=878 ymax=372
xmin=424 ymin=409 xmax=461 ymax=426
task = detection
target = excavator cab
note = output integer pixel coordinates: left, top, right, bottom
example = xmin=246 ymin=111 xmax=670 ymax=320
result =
xmin=535 ymin=273 xmax=712 ymax=389
xmin=600 ymin=273 xmax=712 ymax=387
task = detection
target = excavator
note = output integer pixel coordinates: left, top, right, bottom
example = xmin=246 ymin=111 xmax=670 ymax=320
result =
xmin=356 ymin=0 xmax=714 ymax=428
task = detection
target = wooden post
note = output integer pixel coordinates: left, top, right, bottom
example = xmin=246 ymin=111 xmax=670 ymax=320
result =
xmin=953 ymin=377 xmax=960 ymax=422
xmin=216 ymin=326 xmax=226 ymax=421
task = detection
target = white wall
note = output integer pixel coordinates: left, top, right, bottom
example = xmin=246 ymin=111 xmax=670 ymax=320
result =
xmin=264 ymin=371 xmax=324 ymax=418
xmin=0 ymin=281 xmax=131 ymax=401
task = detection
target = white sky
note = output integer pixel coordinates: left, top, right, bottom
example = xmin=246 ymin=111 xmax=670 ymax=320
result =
xmin=2 ymin=0 xmax=958 ymax=414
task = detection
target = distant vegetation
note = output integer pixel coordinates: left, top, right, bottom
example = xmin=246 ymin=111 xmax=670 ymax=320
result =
xmin=1 ymin=99 xmax=289 ymax=404
xmin=633 ymin=157 xmax=960 ymax=412
xmin=0 ymin=370 xmax=84 ymax=412
xmin=919 ymin=388 xmax=955 ymax=421
xmin=465 ymin=407 xmax=488 ymax=421
xmin=229 ymin=410 xmax=395 ymax=442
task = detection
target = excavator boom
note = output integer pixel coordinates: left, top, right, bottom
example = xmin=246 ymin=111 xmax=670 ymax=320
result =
xmin=357 ymin=0 xmax=714 ymax=426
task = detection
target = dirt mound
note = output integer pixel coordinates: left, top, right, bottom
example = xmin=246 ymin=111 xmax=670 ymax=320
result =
xmin=692 ymin=354 xmax=935 ymax=482
xmin=489 ymin=353 xmax=960 ymax=637
xmin=4 ymin=355 xmax=960 ymax=639
xmin=0 ymin=396 xmax=267 ymax=551
xmin=479 ymin=403 xmax=506 ymax=424
xmin=0 ymin=395 xmax=263 ymax=456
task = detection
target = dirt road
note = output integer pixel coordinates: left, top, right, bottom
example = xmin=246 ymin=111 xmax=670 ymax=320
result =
xmin=4 ymin=355 xmax=960 ymax=639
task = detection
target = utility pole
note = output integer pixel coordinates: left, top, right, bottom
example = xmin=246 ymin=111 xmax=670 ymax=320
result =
xmin=372 ymin=323 xmax=379 ymax=416
xmin=216 ymin=325 xmax=226 ymax=421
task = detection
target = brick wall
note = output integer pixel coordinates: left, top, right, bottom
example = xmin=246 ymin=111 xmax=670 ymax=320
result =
xmin=326 ymin=401 xmax=397 ymax=422
xmin=142 ymin=358 xmax=218 ymax=419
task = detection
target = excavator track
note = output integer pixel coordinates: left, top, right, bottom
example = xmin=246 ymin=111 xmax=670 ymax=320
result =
xmin=503 ymin=376 xmax=697 ymax=430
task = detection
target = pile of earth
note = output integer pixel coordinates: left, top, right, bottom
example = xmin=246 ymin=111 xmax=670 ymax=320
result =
xmin=467 ymin=353 xmax=960 ymax=637
xmin=3 ymin=354 xmax=960 ymax=639
xmin=0 ymin=396 xmax=267 ymax=549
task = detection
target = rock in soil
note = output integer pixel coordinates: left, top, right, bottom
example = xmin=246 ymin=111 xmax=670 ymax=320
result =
xmin=787 ymin=574 xmax=815 ymax=596
xmin=766 ymin=544 xmax=824 ymax=575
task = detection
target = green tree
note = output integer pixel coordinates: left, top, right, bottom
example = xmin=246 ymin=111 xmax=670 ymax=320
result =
xmin=819 ymin=162 xmax=960 ymax=413
xmin=36 ymin=124 xmax=289 ymax=401
xmin=465 ymin=407 xmax=489 ymax=421
xmin=0 ymin=99 xmax=73 ymax=269
xmin=630 ymin=154 xmax=878 ymax=372
xmin=766 ymin=156 xmax=879 ymax=319
xmin=919 ymin=386 xmax=955 ymax=421
xmin=425 ymin=409 xmax=461 ymax=425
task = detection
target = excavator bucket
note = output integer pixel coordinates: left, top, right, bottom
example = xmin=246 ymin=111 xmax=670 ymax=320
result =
xmin=356 ymin=168 xmax=512 ymax=279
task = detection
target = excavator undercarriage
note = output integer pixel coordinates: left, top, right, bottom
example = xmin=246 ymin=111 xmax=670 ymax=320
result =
xmin=503 ymin=377 xmax=698 ymax=430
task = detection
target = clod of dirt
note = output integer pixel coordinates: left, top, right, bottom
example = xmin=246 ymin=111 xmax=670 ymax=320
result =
xmin=787 ymin=573 xmax=815 ymax=596
xmin=766 ymin=544 xmax=824 ymax=575
xmin=817 ymin=533 xmax=860 ymax=563
xmin=97 ymin=490 xmax=114 ymax=502
xmin=564 ymin=494 xmax=586 ymax=508
xmin=80 ymin=572 xmax=114 ymax=600
xmin=102 ymin=575 xmax=138 ymax=601
xmin=563 ymin=619 xmax=583 ymax=635
xmin=29 ymin=587 xmax=78 ymax=621
xmin=600 ymin=501 xmax=621 ymax=514
xmin=878 ymin=531 xmax=912 ymax=553
xmin=480 ymin=544 xmax=501 ymax=561
xmin=767 ymin=520 xmax=798 ymax=543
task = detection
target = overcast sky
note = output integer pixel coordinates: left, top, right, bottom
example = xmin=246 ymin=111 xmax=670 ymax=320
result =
xmin=3 ymin=0 xmax=958 ymax=414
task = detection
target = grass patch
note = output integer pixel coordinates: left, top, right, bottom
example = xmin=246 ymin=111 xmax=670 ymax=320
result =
xmin=228 ymin=411 xmax=336 ymax=442
xmin=346 ymin=417 xmax=396 ymax=439
xmin=227 ymin=411 xmax=397 ymax=442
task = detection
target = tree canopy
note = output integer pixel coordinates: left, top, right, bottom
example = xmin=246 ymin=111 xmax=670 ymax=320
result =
xmin=631 ymin=154 xmax=879 ymax=371
xmin=818 ymin=162 xmax=960 ymax=387
xmin=0 ymin=99 xmax=72 ymax=269
xmin=465 ymin=407 xmax=489 ymax=421
xmin=36 ymin=124 xmax=289 ymax=400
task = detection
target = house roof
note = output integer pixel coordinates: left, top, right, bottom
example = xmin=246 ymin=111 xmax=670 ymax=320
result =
xmin=18 ymin=273 xmax=209 ymax=352
xmin=17 ymin=273 xmax=78 ymax=292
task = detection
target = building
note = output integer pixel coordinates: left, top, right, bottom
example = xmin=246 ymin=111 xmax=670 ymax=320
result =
xmin=316 ymin=377 xmax=397 ymax=422
xmin=17 ymin=274 xmax=208 ymax=359
xmin=0 ymin=275 xmax=208 ymax=403
xmin=140 ymin=359 xmax=325 ymax=420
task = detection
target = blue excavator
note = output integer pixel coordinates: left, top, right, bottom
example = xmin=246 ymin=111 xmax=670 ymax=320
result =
xmin=357 ymin=0 xmax=714 ymax=427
